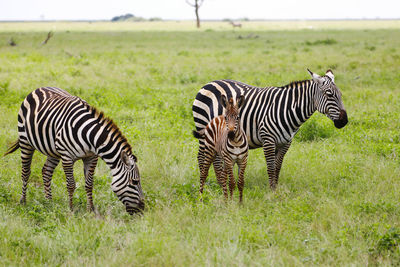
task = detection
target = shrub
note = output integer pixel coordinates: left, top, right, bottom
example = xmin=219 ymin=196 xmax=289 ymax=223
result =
xmin=305 ymin=38 xmax=337 ymax=46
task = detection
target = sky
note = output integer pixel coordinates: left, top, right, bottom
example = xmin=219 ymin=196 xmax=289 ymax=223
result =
xmin=0 ymin=0 xmax=399 ymax=21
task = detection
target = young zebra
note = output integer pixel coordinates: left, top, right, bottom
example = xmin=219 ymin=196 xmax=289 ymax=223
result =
xmin=193 ymin=95 xmax=248 ymax=202
xmin=4 ymin=87 xmax=145 ymax=214
xmin=192 ymin=69 xmax=348 ymax=190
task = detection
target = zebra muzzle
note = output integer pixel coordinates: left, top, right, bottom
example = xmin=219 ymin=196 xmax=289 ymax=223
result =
xmin=126 ymin=201 xmax=145 ymax=215
xmin=228 ymin=130 xmax=235 ymax=140
xmin=334 ymin=110 xmax=348 ymax=129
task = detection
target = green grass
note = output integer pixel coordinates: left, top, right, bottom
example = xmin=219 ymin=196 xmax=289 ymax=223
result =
xmin=1 ymin=21 xmax=400 ymax=266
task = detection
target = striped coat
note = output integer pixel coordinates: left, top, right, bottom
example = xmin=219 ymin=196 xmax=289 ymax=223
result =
xmin=5 ymin=87 xmax=144 ymax=214
xmin=192 ymin=70 xmax=348 ymax=189
xmin=193 ymin=95 xmax=248 ymax=202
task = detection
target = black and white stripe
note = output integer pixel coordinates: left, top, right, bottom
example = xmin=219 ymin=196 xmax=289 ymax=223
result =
xmin=5 ymin=87 xmax=145 ymax=214
xmin=192 ymin=69 xmax=348 ymax=189
xmin=193 ymin=95 xmax=248 ymax=202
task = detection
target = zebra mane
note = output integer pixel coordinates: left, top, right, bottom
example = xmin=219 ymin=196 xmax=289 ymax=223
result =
xmin=88 ymin=104 xmax=134 ymax=155
xmin=281 ymin=79 xmax=311 ymax=89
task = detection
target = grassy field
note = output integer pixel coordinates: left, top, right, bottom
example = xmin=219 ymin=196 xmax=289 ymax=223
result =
xmin=0 ymin=21 xmax=400 ymax=266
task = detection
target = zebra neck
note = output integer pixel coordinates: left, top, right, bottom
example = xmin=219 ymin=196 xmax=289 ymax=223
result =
xmin=286 ymin=80 xmax=318 ymax=127
xmin=97 ymin=143 xmax=124 ymax=173
xmin=91 ymin=121 xmax=130 ymax=173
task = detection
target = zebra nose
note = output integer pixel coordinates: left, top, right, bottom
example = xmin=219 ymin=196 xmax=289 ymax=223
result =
xmin=228 ymin=130 xmax=235 ymax=140
xmin=340 ymin=109 xmax=347 ymax=121
xmin=126 ymin=202 xmax=145 ymax=215
xmin=334 ymin=110 xmax=348 ymax=129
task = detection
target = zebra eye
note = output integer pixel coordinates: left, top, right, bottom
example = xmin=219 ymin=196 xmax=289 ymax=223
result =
xmin=131 ymin=180 xmax=139 ymax=185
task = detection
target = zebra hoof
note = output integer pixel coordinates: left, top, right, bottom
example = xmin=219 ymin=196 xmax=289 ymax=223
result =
xmin=87 ymin=205 xmax=95 ymax=213
xmin=19 ymin=197 xmax=26 ymax=204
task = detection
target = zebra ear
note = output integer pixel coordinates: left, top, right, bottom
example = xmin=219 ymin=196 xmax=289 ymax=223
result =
xmin=121 ymin=150 xmax=134 ymax=167
xmin=220 ymin=95 xmax=228 ymax=109
xmin=237 ymin=95 xmax=245 ymax=110
xmin=325 ymin=69 xmax=334 ymax=82
xmin=308 ymin=68 xmax=324 ymax=85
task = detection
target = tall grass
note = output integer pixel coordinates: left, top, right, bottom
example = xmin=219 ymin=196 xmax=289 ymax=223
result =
xmin=0 ymin=21 xmax=399 ymax=265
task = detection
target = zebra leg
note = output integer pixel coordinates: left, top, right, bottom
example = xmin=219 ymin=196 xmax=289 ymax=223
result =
xmin=83 ymin=156 xmax=98 ymax=212
xmin=226 ymin=163 xmax=236 ymax=200
xmin=199 ymin=149 xmax=214 ymax=198
xmin=197 ymin=139 xmax=205 ymax=169
xmin=224 ymin=159 xmax=236 ymax=200
xmin=237 ymin=156 xmax=248 ymax=203
xmin=212 ymin=155 xmax=224 ymax=187
xmin=19 ymin=143 xmax=35 ymax=204
xmin=61 ymin=158 xmax=76 ymax=211
xmin=262 ymin=142 xmax=277 ymax=190
xmin=42 ymin=157 xmax=60 ymax=200
xmin=274 ymin=142 xmax=291 ymax=186
xmin=213 ymin=156 xmax=228 ymax=200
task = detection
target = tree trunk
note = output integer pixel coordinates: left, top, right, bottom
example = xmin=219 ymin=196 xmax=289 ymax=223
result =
xmin=195 ymin=0 xmax=200 ymax=28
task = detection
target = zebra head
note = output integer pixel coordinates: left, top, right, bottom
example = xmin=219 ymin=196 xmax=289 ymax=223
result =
xmin=308 ymin=69 xmax=348 ymax=129
xmin=112 ymin=150 xmax=145 ymax=215
xmin=220 ymin=95 xmax=245 ymax=140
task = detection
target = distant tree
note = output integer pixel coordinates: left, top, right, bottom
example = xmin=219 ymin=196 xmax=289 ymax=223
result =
xmin=111 ymin=13 xmax=134 ymax=22
xmin=186 ymin=0 xmax=204 ymax=28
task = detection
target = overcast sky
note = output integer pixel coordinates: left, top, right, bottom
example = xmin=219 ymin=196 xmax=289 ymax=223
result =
xmin=1 ymin=0 xmax=399 ymax=21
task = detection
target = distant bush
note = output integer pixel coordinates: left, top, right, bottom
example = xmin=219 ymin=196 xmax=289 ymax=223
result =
xmin=111 ymin=13 xmax=160 ymax=22
xmin=305 ymin=38 xmax=337 ymax=46
xmin=365 ymin=45 xmax=376 ymax=51
xmin=111 ymin=13 xmax=134 ymax=22
xmin=149 ymin=17 xmax=162 ymax=21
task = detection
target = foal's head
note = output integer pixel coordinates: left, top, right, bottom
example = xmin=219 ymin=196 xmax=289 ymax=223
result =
xmin=220 ymin=95 xmax=245 ymax=140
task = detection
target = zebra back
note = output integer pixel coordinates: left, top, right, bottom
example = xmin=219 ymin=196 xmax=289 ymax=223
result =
xmin=192 ymin=80 xmax=255 ymax=131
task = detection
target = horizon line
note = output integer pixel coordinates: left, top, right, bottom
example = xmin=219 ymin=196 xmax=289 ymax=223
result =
xmin=1 ymin=18 xmax=400 ymax=23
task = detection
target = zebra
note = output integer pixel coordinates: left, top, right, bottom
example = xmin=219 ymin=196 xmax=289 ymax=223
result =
xmin=192 ymin=69 xmax=348 ymax=189
xmin=193 ymin=95 xmax=248 ymax=202
xmin=4 ymin=87 xmax=145 ymax=214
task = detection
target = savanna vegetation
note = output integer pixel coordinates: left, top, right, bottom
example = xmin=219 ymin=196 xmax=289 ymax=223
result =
xmin=0 ymin=21 xmax=399 ymax=266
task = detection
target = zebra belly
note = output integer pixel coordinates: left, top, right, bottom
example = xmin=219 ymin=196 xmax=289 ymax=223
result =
xmin=224 ymin=146 xmax=247 ymax=162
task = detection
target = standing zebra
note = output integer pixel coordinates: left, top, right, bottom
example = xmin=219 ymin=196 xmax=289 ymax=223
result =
xmin=4 ymin=87 xmax=145 ymax=214
xmin=192 ymin=69 xmax=348 ymax=189
xmin=193 ymin=95 xmax=248 ymax=202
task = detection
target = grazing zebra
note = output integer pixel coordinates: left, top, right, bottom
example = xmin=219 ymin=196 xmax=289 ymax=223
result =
xmin=4 ymin=87 xmax=145 ymax=214
xmin=193 ymin=95 xmax=248 ymax=202
xmin=192 ymin=69 xmax=348 ymax=189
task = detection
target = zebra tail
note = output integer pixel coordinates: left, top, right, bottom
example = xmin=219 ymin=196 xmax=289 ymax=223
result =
xmin=192 ymin=129 xmax=205 ymax=139
xmin=4 ymin=140 xmax=20 ymax=156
